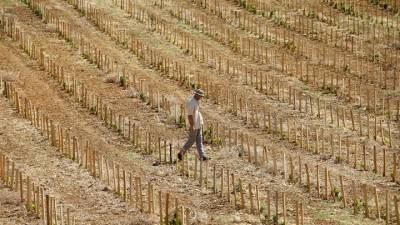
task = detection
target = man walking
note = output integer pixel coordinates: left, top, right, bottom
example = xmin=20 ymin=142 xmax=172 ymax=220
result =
xmin=177 ymin=89 xmax=210 ymax=161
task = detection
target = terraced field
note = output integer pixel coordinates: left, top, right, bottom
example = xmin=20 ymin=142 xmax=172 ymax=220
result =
xmin=0 ymin=0 xmax=399 ymax=224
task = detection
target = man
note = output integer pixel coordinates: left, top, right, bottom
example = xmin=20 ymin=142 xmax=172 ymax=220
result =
xmin=177 ymin=89 xmax=210 ymax=161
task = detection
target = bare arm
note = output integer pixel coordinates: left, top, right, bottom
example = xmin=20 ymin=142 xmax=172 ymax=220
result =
xmin=188 ymin=115 xmax=194 ymax=130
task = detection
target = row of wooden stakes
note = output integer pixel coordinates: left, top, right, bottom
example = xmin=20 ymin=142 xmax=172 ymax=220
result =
xmin=161 ymin=0 xmax=398 ymax=76
xmin=109 ymin=0 xmax=400 ymax=145
xmin=117 ymin=0 xmax=400 ymax=143
xmin=2 ymin=81 xmax=195 ymax=225
xmin=8 ymin=0 xmax=400 ymax=222
xmin=2 ymin=70 xmax=307 ymax=224
xmin=320 ymin=0 xmax=399 ymax=26
xmin=231 ymin=0 xmax=400 ymax=61
xmin=3 ymin=3 xmax=400 ymax=223
xmin=4 ymin=78 xmax=400 ymax=224
xmin=189 ymin=0 xmax=400 ymax=71
xmin=11 ymin=0 xmax=400 ymax=208
xmin=161 ymin=0 xmax=400 ymax=93
xmin=10 ymin=0 xmax=400 ymax=220
xmin=26 ymin=0 xmax=400 ymax=187
xmin=0 ymin=151 xmax=78 ymax=225
xmin=44 ymin=0 xmax=400 ymax=141
xmin=0 ymin=13 xmax=307 ymax=224
xmin=62 ymin=0 xmax=400 ymax=153
xmin=121 ymin=0 xmax=400 ymax=106
xmin=15 ymin=0 xmax=400 ymax=196
xmin=195 ymin=0 xmax=400 ymax=33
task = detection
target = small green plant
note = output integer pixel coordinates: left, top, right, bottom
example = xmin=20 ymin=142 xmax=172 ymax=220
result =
xmin=139 ymin=92 xmax=147 ymax=102
xmin=112 ymin=124 xmax=118 ymax=131
xmin=203 ymin=127 xmax=214 ymax=143
xmin=334 ymin=156 xmax=342 ymax=163
xmin=237 ymin=0 xmax=246 ymax=8
xmin=189 ymin=81 xmax=197 ymax=89
xmin=259 ymin=204 xmax=267 ymax=214
xmin=235 ymin=184 xmax=241 ymax=192
xmin=372 ymin=53 xmax=381 ymax=62
xmin=283 ymin=41 xmax=296 ymax=52
xmin=203 ymin=127 xmax=224 ymax=146
xmin=342 ymin=64 xmax=350 ymax=73
xmin=269 ymin=11 xmax=275 ymax=19
xmin=272 ymin=214 xmax=279 ymax=225
xmin=391 ymin=172 xmax=396 ymax=181
xmin=212 ymin=136 xmax=224 ymax=147
xmin=34 ymin=8 xmax=42 ymax=17
xmin=288 ymin=173 xmax=294 ymax=182
xmin=31 ymin=203 xmax=36 ymax=211
xmin=169 ymin=211 xmax=182 ymax=225
xmin=89 ymin=106 xmax=96 ymax=114
xmin=119 ymin=75 xmax=127 ymax=88
xmin=332 ymin=187 xmax=340 ymax=199
xmin=354 ymin=198 xmax=363 ymax=213
xmin=178 ymin=115 xmax=186 ymax=128
xmin=307 ymin=10 xmax=316 ymax=18
xmin=248 ymin=5 xmax=257 ymax=14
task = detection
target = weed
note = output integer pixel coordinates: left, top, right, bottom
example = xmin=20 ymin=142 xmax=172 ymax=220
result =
xmin=203 ymin=127 xmax=224 ymax=146
xmin=288 ymin=173 xmax=294 ymax=181
xmin=331 ymin=187 xmax=340 ymax=199
xmin=307 ymin=10 xmax=316 ymax=18
xmin=89 ymin=106 xmax=96 ymax=114
xmin=119 ymin=75 xmax=127 ymax=88
xmin=235 ymin=184 xmax=241 ymax=192
xmin=169 ymin=211 xmax=182 ymax=225
xmin=189 ymin=81 xmax=197 ymax=89
xmin=334 ymin=156 xmax=342 ymax=163
xmin=391 ymin=172 xmax=396 ymax=181
xmin=283 ymin=41 xmax=296 ymax=52
xmin=139 ymin=92 xmax=147 ymax=102
xmin=212 ymin=136 xmax=224 ymax=147
xmin=237 ymin=0 xmax=246 ymax=8
xmin=248 ymin=5 xmax=257 ymax=14
xmin=272 ymin=214 xmax=279 ymax=225
xmin=373 ymin=53 xmax=380 ymax=62
xmin=31 ymin=203 xmax=36 ymax=211
xmin=342 ymin=65 xmax=350 ymax=73
xmin=34 ymin=8 xmax=42 ymax=17
xmin=178 ymin=115 xmax=186 ymax=128
xmin=269 ymin=11 xmax=275 ymax=19
xmin=353 ymin=198 xmax=363 ymax=213
xmin=203 ymin=127 xmax=214 ymax=143
xmin=260 ymin=204 xmax=267 ymax=214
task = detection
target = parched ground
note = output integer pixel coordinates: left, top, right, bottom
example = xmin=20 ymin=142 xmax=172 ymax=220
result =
xmin=0 ymin=0 xmax=399 ymax=224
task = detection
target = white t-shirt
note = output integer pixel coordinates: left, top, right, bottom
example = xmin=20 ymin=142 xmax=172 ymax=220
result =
xmin=187 ymin=96 xmax=203 ymax=129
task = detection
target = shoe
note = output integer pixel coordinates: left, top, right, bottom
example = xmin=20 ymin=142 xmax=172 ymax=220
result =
xmin=200 ymin=156 xmax=211 ymax=161
xmin=177 ymin=151 xmax=184 ymax=161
